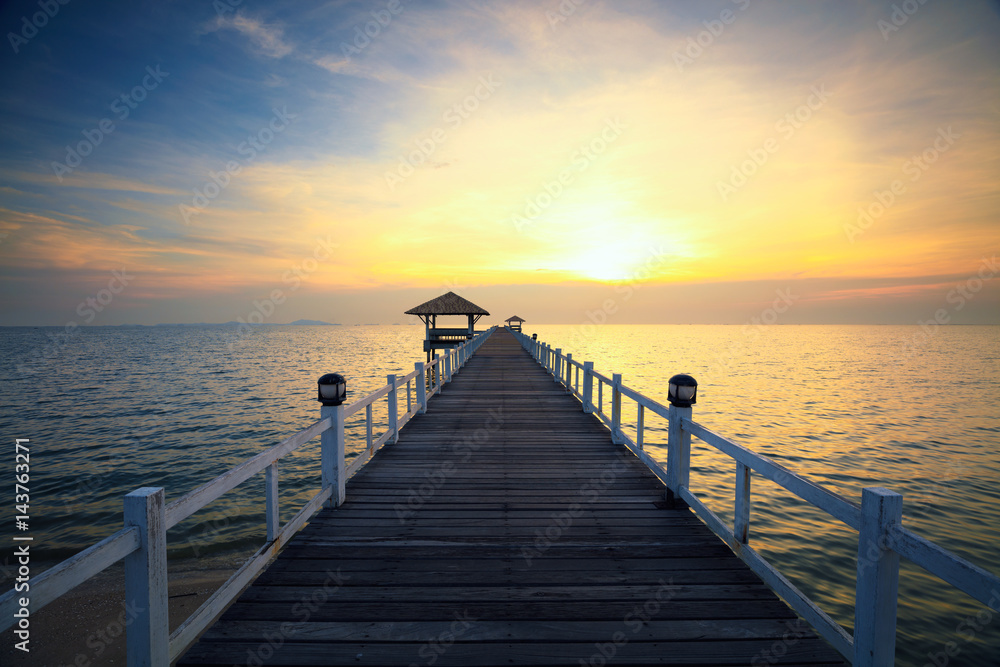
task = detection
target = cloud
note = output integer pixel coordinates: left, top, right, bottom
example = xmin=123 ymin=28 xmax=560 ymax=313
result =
xmin=7 ymin=171 xmax=183 ymax=196
xmin=209 ymin=12 xmax=294 ymax=59
xmin=312 ymin=54 xmax=372 ymax=80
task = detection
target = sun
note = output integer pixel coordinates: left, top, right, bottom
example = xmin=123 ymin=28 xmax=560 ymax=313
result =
xmin=566 ymin=246 xmax=645 ymax=282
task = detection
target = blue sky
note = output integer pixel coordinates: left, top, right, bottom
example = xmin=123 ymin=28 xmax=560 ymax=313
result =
xmin=1 ymin=0 xmax=998 ymax=325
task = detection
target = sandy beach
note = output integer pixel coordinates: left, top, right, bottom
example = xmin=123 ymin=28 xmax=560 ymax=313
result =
xmin=1 ymin=552 xmax=250 ymax=667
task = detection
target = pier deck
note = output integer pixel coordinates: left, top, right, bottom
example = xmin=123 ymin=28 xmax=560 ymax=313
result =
xmin=179 ymin=329 xmax=846 ymax=666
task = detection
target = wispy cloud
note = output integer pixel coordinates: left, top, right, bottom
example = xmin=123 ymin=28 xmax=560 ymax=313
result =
xmin=208 ymin=12 xmax=294 ymax=59
xmin=7 ymin=171 xmax=183 ymax=196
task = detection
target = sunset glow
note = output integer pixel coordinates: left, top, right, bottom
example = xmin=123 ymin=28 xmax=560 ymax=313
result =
xmin=1 ymin=1 xmax=998 ymax=324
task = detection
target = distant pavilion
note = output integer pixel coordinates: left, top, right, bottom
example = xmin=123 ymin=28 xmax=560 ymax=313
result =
xmin=405 ymin=292 xmax=490 ymax=362
xmin=504 ymin=315 xmax=525 ymax=332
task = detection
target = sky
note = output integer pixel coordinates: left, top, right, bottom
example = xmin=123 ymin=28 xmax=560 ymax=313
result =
xmin=0 ymin=0 xmax=998 ymax=326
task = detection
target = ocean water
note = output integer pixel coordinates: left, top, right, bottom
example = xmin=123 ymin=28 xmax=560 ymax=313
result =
xmin=1 ymin=323 xmax=998 ymax=664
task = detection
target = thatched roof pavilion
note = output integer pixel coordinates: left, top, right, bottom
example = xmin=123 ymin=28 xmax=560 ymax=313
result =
xmin=504 ymin=315 xmax=525 ymax=332
xmin=405 ymin=292 xmax=489 ymax=360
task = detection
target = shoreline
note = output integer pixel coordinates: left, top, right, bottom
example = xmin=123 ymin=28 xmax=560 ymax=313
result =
xmin=1 ymin=549 xmax=253 ymax=667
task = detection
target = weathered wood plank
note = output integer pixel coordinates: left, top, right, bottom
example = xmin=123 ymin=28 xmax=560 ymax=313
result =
xmin=215 ymin=599 xmax=800 ymax=622
xmin=197 ymin=618 xmax=819 ymax=643
xmin=180 ymin=638 xmax=844 ymax=666
xmin=252 ymin=568 xmax=761 ymax=587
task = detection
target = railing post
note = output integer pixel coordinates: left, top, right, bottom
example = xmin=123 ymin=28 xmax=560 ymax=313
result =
xmin=387 ymin=374 xmax=398 ymax=443
xmin=321 ymin=403 xmax=346 ymax=507
xmin=666 ymin=403 xmax=691 ymax=499
xmin=124 ymin=487 xmax=168 ymax=667
xmin=854 ymin=487 xmax=902 ymax=667
xmin=611 ymin=373 xmax=623 ymax=443
xmin=265 ymin=462 xmax=279 ymax=541
xmin=415 ymin=362 xmax=427 ymax=413
xmin=735 ymin=461 xmax=750 ymax=544
xmin=582 ymin=361 xmax=594 ymax=413
xmin=636 ymin=404 xmax=645 ymax=450
xmin=565 ymin=353 xmax=573 ymax=391
xmin=446 ymin=351 xmax=452 ymax=382
xmin=554 ymin=348 xmax=562 ymax=383
xmin=365 ymin=402 xmax=373 ymax=452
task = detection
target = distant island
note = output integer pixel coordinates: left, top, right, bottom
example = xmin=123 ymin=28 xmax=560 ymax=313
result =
xmin=140 ymin=320 xmax=341 ymax=327
xmin=14 ymin=321 xmax=350 ymax=327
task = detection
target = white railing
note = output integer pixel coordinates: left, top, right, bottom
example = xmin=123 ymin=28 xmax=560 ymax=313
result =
xmin=510 ymin=327 xmax=1000 ymax=667
xmin=0 ymin=327 xmax=495 ymax=667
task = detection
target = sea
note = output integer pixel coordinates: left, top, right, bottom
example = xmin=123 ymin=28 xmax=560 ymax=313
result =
xmin=1 ymin=323 xmax=998 ymax=665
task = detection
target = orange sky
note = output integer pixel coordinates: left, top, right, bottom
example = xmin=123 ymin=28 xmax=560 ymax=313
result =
xmin=0 ymin=1 xmax=998 ymax=324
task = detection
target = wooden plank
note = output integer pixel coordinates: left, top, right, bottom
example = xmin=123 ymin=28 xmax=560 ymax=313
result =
xmin=263 ymin=556 xmax=746 ymax=572
xmin=215 ymin=599 xmax=800 ymax=622
xmin=198 ymin=618 xmax=821 ymax=643
xmin=180 ymin=638 xmax=845 ymax=666
xmin=252 ymin=568 xmax=761 ymax=587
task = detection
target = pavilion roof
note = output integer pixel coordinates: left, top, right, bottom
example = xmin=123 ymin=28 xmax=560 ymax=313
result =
xmin=404 ymin=291 xmax=490 ymax=316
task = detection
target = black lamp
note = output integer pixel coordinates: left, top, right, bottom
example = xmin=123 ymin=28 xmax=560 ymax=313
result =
xmin=667 ymin=374 xmax=697 ymax=407
xmin=317 ymin=373 xmax=347 ymax=406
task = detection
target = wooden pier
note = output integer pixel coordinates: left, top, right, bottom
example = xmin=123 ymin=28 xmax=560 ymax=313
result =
xmin=178 ymin=329 xmax=846 ymax=666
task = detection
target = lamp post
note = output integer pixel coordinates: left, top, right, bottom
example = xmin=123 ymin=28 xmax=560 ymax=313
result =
xmin=317 ymin=374 xmax=347 ymax=507
xmin=666 ymin=374 xmax=697 ymax=504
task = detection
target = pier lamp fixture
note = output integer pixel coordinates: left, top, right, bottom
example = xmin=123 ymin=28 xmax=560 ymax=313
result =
xmin=667 ymin=374 xmax=697 ymax=407
xmin=317 ymin=373 xmax=347 ymax=406
xmin=532 ymin=333 xmax=537 ymax=340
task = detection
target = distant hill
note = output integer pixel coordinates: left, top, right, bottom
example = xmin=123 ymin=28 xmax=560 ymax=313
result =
xmin=147 ymin=320 xmax=340 ymax=326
